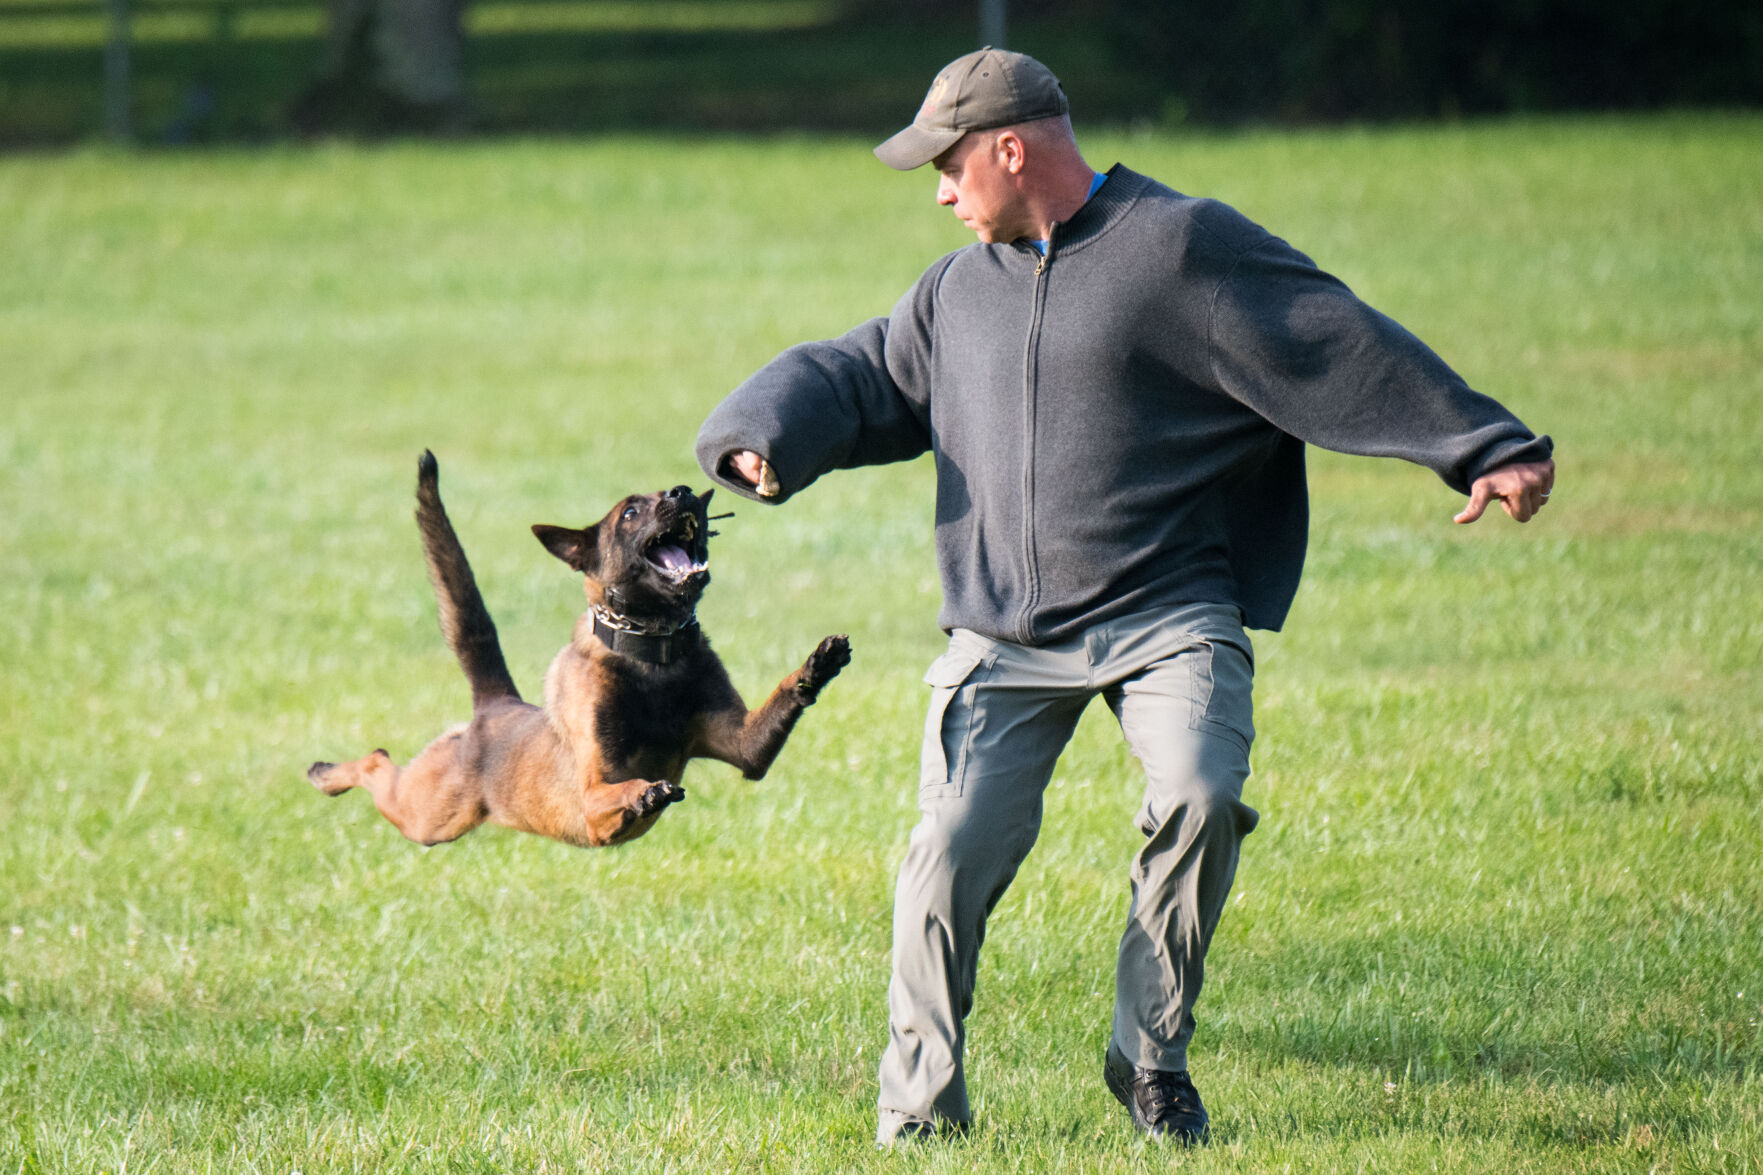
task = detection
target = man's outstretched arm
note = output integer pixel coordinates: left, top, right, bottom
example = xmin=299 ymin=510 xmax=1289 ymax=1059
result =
xmin=696 ymin=315 xmax=931 ymax=505
xmin=1208 ymin=241 xmax=1555 ymax=518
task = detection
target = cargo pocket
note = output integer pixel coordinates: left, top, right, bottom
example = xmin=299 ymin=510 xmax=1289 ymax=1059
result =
xmin=1187 ymin=638 xmax=1256 ymax=755
xmin=918 ymin=647 xmax=991 ymax=801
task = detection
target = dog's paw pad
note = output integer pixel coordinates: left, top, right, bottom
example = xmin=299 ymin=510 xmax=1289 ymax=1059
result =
xmin=799 ymin=635 xmax=851 ymax=696
xmin=636 ymin=780 xmax=685 ymax=816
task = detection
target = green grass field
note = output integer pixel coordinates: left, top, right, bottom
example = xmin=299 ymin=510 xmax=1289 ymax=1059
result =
xmin=2 ymin=115 xmax=1761 ymax=1172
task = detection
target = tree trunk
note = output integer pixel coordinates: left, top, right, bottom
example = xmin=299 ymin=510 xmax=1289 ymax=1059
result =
xmin=292 ymin=0 xmax=469 ymax=133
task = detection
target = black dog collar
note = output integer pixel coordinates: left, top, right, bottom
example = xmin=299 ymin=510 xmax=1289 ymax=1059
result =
xmin=592 ymin=615 xmax=701 ymax=666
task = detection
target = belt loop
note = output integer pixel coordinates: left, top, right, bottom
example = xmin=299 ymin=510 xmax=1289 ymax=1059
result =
xmin=1084 ymin=627 xmax=1110 ymax=670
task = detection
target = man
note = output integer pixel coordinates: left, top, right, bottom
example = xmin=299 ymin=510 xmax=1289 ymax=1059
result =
xmin=695 ymin=48 xmax=1554 ymax=1146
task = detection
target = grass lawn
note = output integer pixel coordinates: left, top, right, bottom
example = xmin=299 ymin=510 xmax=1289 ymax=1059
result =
xmin=1 ymin=114 xmax=1760 ymax=1171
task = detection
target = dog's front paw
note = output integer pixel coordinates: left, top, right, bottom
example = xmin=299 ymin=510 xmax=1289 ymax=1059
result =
xmin=795 ymin=634 xmax=851 ymax=702
xmin=634 ymin=779 xmax=685 ymax=817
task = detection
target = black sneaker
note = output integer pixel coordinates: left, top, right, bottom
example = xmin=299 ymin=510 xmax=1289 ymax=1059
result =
xmin=1103 ymin=1042 xmax=1210 ymax=1145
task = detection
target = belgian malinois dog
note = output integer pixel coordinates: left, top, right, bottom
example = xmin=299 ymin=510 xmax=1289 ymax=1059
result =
xmin=307 ymin=452 xmax=850 ymax=848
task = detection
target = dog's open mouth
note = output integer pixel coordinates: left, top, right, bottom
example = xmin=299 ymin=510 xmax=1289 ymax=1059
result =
xmin=645 ymin=514 xmax=708 ymax=584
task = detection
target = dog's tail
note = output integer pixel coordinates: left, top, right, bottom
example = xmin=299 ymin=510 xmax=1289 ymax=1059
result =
xmin=416 ymin=451 xmax=522 ymax=708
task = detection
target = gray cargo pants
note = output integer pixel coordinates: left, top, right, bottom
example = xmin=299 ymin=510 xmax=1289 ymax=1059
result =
xmin=875 ymin=602 xmax=1258 ymax=1143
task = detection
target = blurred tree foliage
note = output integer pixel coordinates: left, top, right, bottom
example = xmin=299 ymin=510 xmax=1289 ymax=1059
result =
xmin=1073 ymin=0 xmax=1763 ymax=122
xmin=0 ymin=0 xmax=1756 ymax=144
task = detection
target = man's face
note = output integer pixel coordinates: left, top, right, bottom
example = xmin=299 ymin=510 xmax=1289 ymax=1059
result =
xmin=934 ymin=132 xmax=1031 ymax=244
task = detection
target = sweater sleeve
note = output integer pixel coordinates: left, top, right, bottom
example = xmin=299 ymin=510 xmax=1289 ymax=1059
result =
xmin=695 ymin=284 xmax=937 ymax=504
xmin=1207 ymin=241 xmax=1552 ymax=495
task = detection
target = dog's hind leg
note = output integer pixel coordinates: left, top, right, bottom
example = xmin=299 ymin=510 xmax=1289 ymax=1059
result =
xmin=307 ymin=750 xmax=388 ymax=797
xmin=307 ymin=733 xmax=488 ymax=845
xmin=577 ymin=778 xmax=685 ymax=847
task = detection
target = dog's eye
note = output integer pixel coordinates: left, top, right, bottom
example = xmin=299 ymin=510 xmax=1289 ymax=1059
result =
xmin=621 ymin=505 xmax=639 ymax=521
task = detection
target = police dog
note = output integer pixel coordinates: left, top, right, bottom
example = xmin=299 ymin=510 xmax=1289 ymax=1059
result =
xmin=306 ymin=452 xmax=849 ymax=848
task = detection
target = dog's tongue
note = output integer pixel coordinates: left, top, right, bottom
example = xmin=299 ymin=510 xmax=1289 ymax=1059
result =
xmin=652 ymin=544 xmax=693 ymax=573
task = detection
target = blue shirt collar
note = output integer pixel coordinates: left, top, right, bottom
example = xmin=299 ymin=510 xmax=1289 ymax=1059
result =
xmin=1029 ymin=171 xmax=1108 ymax=254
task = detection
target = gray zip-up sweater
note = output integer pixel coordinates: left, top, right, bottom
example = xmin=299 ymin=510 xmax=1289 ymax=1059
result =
xmin=696 ymin=165 xmax=1551 ymax=641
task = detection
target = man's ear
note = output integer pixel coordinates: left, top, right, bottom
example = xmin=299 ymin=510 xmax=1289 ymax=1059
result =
xmin=997 ymin=130 xmax=1026 ymax=175
xmin=532 ymin=524 xmax=600 ymax=573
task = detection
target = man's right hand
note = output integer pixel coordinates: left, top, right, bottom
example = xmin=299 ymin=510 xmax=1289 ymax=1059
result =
xmin=722 ymin=450 xmax=780 ymax=498
xmin=725 ymin=450 xmax=765 ymax=486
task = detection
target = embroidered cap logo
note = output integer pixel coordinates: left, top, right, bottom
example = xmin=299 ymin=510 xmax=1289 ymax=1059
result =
xmin=920 ymin=75 xmax=951 ymax=120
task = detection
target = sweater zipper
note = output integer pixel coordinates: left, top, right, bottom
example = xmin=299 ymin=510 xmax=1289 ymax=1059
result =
xmin=1017 ymin=239 xmax=1053 ymax=644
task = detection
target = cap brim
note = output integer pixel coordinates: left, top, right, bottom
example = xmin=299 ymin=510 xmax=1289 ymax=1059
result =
xmin=873 ymin=123 xmax=966 ymax=171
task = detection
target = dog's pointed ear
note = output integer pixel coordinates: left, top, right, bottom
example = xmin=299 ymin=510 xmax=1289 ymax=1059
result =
xmin=532 ymin=524 xmax=600 ymax=573
xmin=699 ymin=488 xmax=714 ymax=508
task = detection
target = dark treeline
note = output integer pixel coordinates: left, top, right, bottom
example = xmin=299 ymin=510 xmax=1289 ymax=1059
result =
xmin=1066 ymin=0 xmax=1762 ymax=122
xmin=1 ymin=0 xmax=1757 ymax=145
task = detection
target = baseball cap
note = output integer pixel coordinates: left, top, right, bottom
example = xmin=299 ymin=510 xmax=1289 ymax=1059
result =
xmin=874 ymin=48 xmax=1070 ymax=171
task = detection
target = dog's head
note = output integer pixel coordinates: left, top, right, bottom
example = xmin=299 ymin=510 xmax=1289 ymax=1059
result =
xmin=533 ymin=485 xmax=714 ymax=626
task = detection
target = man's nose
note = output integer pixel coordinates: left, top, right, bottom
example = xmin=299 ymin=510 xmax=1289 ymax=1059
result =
xmin=937 ymin=179 xmax=956 ymax=206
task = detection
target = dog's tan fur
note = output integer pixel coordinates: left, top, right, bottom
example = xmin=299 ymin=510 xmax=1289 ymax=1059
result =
xmin=307 ymin=452 xmax=848 ymax=848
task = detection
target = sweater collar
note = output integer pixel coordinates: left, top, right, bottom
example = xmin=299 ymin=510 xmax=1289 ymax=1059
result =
xmin=1027 ymin=163 xmax=1147 ymax=258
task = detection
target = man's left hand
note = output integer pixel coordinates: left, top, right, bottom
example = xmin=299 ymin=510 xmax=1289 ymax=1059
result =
xmin=1454 ymin=459 xmax=1555 ymax=524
